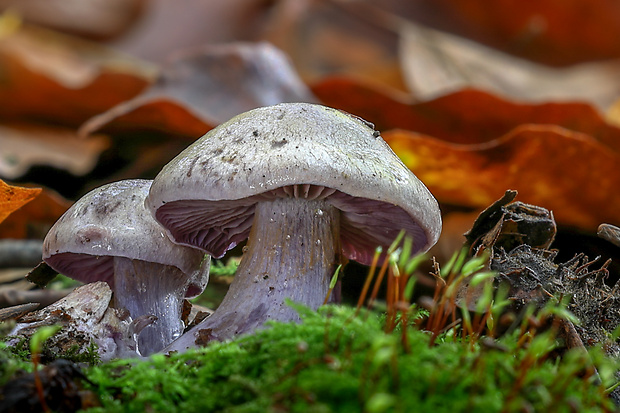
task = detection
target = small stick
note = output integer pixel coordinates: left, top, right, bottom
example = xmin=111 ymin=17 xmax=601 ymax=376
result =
xmin=0 ymin=240 xmax=43 ymax=268
xmin=0 ymin=302 xmax=40 ymax=321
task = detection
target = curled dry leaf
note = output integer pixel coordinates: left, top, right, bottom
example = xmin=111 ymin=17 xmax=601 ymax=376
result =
xmin=0 ymin=179 xmax=41 ymax=224
xmin=313 ymin=76 xmax=620 ymax=153
xmin=463 ymin=190 xmax=557 ymax=254
xmin=383 ymin=126 xmax=620 ymax=231
xmin=0 ymin=0 xmax=145 ymax=39
xmin=398 ymin=22 xmax=620 ymax=111
xmin=79 ymin=42 xmax=316 ymax=138
xmin=0 ymin=123 xmax=110 ymax=179
xmin=0 ymin=23 xmax=156 ymax=126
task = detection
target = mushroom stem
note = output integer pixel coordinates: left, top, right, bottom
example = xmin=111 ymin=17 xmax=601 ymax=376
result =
xmin=113 ymin=258 xmax=188 ymax=356
xmin=166 ymin=197 xmax=340 ymax=352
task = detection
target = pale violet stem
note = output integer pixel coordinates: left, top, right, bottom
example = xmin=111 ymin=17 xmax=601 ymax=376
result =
xmin=165 ymin=197 xmax=340 ymax=352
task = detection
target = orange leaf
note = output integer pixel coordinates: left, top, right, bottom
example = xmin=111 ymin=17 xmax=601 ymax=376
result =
xmin=362 ymin=0 xmax=620 ymax=66
xmin=313 ymin=77 xmax=620 ymax=153
xmin=0 ymin=24 xmax=155 ymax=127
xmin=0 ymin=180 xmax=41 ymax=225
xmin=428 ymin=0 xmax=620 ymax=66
xmin=0 ymin=187 xmax=70 ymax=239
xmin=384 ymin=126 xmax=620 ymax=231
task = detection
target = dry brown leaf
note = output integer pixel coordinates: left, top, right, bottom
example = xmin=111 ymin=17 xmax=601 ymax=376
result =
xmin=80 ymin=42 xmax=316 ymax=138
xmin=383 ymin=125 xmax=620 ymax=231
xmin=0 ymin=0 xmax=145 ymax=39
xmin=0 ymin=123 xmax=110 ymax=179
xmin=359 ymin=0 xmax=620 ymax=66
xmin=605 ymin=99 xmax=620 ymax=129
xmin=420 ymin=0 xmax=620 ymax=66
xmin=259 ymin=0 xmax=405 ymax=90
xmin=313 ymin=77 xmax=620 ymax=152
xmin=0 ymin=186 xmax=70 ymax=239
xmin=0 ymin=180 xmax=41 ymax=224
xmin=398 ymin=22 xmax=620 ymax=111
xmin=80 ymin=100 xmax=212 ymax=139
xmin=0 ymin=23 xmax=156 ymax=126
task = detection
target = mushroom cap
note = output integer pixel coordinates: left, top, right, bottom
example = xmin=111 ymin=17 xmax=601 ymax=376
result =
xmin=147 ymin=103 xmax=442 ymax=265
xmin=43 ymin=179 xmax=208 ymax=288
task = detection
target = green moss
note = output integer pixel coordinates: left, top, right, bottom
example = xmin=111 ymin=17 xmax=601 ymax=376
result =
xmin=2 ymin=329 xmax=101 ymax=366
xmin=0 ymin=342 xmax=32 ymax=386
xmin=83 ymin=304 xmax=616 ymax=413
xmin=208 ymin=257 xmax=239 ymax=278
xmin=60 ymin=342 xmax=101 ymax=366
xmin=2 ymin=336 xmax=31 ymax=363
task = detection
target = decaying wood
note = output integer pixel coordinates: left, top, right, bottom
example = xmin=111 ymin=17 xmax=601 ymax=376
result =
xmin=6 ymin=282 xmax=149 ymax=361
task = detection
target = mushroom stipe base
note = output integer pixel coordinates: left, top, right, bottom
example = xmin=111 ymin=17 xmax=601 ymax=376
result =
xmin=165 ymin=197 xmax=341 ymax=352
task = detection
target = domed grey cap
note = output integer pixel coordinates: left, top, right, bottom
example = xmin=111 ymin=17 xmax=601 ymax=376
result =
xmin=147 ymin=103 xmax=442 ymax=265
xmin=43 ymin=179 xmax=208 ymax=289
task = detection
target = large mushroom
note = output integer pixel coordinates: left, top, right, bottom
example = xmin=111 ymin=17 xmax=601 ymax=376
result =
xmin=147 ymin=102 xmax=442 ymax=352
xmin=43 ymin=179 xmax=210 ymax=356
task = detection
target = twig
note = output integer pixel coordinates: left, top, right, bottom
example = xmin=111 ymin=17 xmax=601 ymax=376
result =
xmin=0 ymin=302 xmax=40 ymax=321
xmin=0 ymin=288 xmax=71 ymax=308
xmin=0 ymin=240 xmax=43 ymax=268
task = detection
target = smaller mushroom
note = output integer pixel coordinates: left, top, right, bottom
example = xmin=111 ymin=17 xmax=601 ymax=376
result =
xmin=43 ymin=179 xmax=210 ymax=357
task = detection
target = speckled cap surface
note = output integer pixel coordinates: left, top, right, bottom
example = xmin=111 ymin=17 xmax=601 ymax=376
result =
xmin=43 ymin=179 xmax=208 ymax=287
xmin=147 ymin=103 xmax=442 ymax=264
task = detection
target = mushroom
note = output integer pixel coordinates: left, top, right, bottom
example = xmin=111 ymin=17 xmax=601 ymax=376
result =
xmin=42 ymin=179 xmax=210 ymax=357
xmin=147 ymin=102 xmax=442 ymax=352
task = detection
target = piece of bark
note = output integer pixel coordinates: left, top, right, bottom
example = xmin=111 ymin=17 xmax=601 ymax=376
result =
xmin=26 ymin=261 xmax=60 ymax=288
